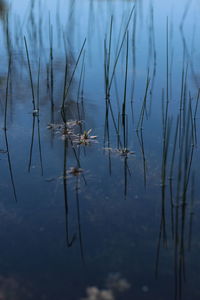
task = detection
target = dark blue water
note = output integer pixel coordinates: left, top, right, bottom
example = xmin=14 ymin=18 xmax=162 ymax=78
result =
xmin=0 ymin=0 xmax=200 ymax=299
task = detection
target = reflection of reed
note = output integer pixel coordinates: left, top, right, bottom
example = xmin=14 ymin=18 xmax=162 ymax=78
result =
xmin=155 ymin=121 xmax=171 ymax=278
xmin=75 ymin=155 xmax=85 ymax=263
xmin=62 ymin=135 xmax=85 ymax=262
xmin=4 ymin=129 xmax=17 ymax=202
xmin=3 ymin=56 xmax=11 ymax=131
xmin=28 ymin=58 xmax=43 ymax=175
xmin=136 ymin=129 xmax=147 ymax=188
xmin=0 ymin=0 xmax=6 ymax=19
xmin=156 ymin=89 xmax=196 ymax=299
xmin=103 ymin=7 xmax=135 ymax=153
xmin=104 ymin=101 xmax=112 ymax=175
xmin=122 ymin=32 xmax=129 ymax=150
xmin=63 ymin=137 xmax=76 ymax=247
xmin=147 ymin=2 xmax=157 ymax=117
xmin=130 ymin=8 xmax=137 ymax=106
xmin=188 ymin=173 xmax=195 ymax=251
xmin=24 ymin=36 xmax=36 ymax=111
xmin=180 ymin=26 xmax=198 ymax=88
xmin=28 ymin=115 xmax=36 ymax=172
xmin=3 ymin=57 xmax=17 ymax=202
xmin=136 ymin=68 xmax=150 ymax=131
xmin=61 ymin=38 xmax=86 ymax=123
xmin=28 ymin=114 xmax=43 ymax=176
xmin=49 ymin=15 xmax=54 ymax=109
xmin=193 ymin=89 xmax=200 ymax=147
xmin=123 ymin=155 xmax=128 ymax=198
xmin=169 ymin=116 xmax=179 ymax=240
xmin=77 ymin=51 xmax=85 ymax=103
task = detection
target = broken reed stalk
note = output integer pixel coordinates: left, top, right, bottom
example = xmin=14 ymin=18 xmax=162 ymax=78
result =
xmin=24 ymin=36 xmax=36 ymax=110
xmin=108 ymin=5 xmax=135 ymax=94
xmin=77 ymin=51 xmax=85 ymax=102
xmin=104 ymin=15 xmax=113 ymax=97
xmin=169 ymin=115 xmax=179 ymax=180
xmin=104 ymin=38 xmax=108 ymax=96
xmin=49 ymin=15 xmax=54 ymax=108
xmin=122 ymin=31 xmax=129 ymax=125
xmin=122 ymin=31 xmax=129 ymax=149
xmin=4 ymin=57 xmax=11 ymax=130
xmin=188 ymin=172 xmax=195 ymax=251
xmin=37 ymin=115 xmax=44 ymax=176
xmin=166 ymin=17 xmax=169 ymax=108
xmin=61 ymin=53 xmax=68 ymax=123
xmin=37 ymin=57 xmax=40 ymax=111
xmin=37 ymin=59 xmax=44 ymax=176
xmin=81 ymin=63 xmax=86 ymax=100
xmin=161 ymin=117 xmax=172 ymax=185
xmin=179 ymin=61 xmax=188 ymax=147
xmin=137 ymin=69 xmax=150 ymax=130
xmin=62 ymin=38 xmax=86 ymax=107
xmin=61 ymin=38 xmax=86 ymax=122
xmin=194 ymin=88 xmax=200 ymax=119
xmin=163 ymin=17 xmax=169 ymax=144
xmin=193 ymin=88 xmax=200 ymax=145
xmin=183 ymin=97 xmax=194 ymax=194
xmin=4 ymin=129 xmax=17 ymax=202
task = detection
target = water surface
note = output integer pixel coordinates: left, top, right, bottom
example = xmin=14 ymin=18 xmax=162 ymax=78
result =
xmin=0 ymin=0 xmax=200 ymax=299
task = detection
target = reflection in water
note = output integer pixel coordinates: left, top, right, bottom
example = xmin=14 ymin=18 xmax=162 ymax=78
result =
xmin=63 ymin=137 xmax=76 ymax=247
xmin=81 ymin=273 xmax=130 ymax=300
xmin=0 ymin=0 xmax=6 ymax=19
xmin=0 ymin=0 xmax=199 ymax=299
xmin=155 ymin=68 xmax=198 ymax=299
xmin=4 ymin=129 xmax=17 ymax=202
xmin=0 ymin=275 xmax=31 ymax=300
xmin=2 ymin=57 xmax=17 ymax=202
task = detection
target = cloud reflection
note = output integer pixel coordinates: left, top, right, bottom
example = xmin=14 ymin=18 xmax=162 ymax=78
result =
xmin=81 ymin=273 xmax=130 ymax=300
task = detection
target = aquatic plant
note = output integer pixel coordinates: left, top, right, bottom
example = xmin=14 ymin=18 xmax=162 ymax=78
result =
xmin=79 ymin=129 xmax=97 ymax=145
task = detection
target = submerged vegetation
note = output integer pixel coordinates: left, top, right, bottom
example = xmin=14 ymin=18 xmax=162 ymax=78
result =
xmin=0 ymin=0 xmax=200 ymax=299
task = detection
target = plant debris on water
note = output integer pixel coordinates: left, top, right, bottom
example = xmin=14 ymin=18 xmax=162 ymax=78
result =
xmin=48 ymin=122 xmax=97 ymax=144
xmin=67 ymin=167 xmax=83 ymax=176
xmin=47 ymin=120 xmax=82 ymax=138
xmin=0 ymin=149 xmax=7 ymax=154
xmin=47 ymin=120 xmax=82 ymax=131
xmin=104 ymin=147 xmax=135 ymax=157
xmin=79 ymin=129 xmax=97 ymax=145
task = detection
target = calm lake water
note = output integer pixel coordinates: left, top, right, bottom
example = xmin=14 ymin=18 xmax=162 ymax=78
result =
xmin=0 ymin=0 xmax=200 ymax=299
